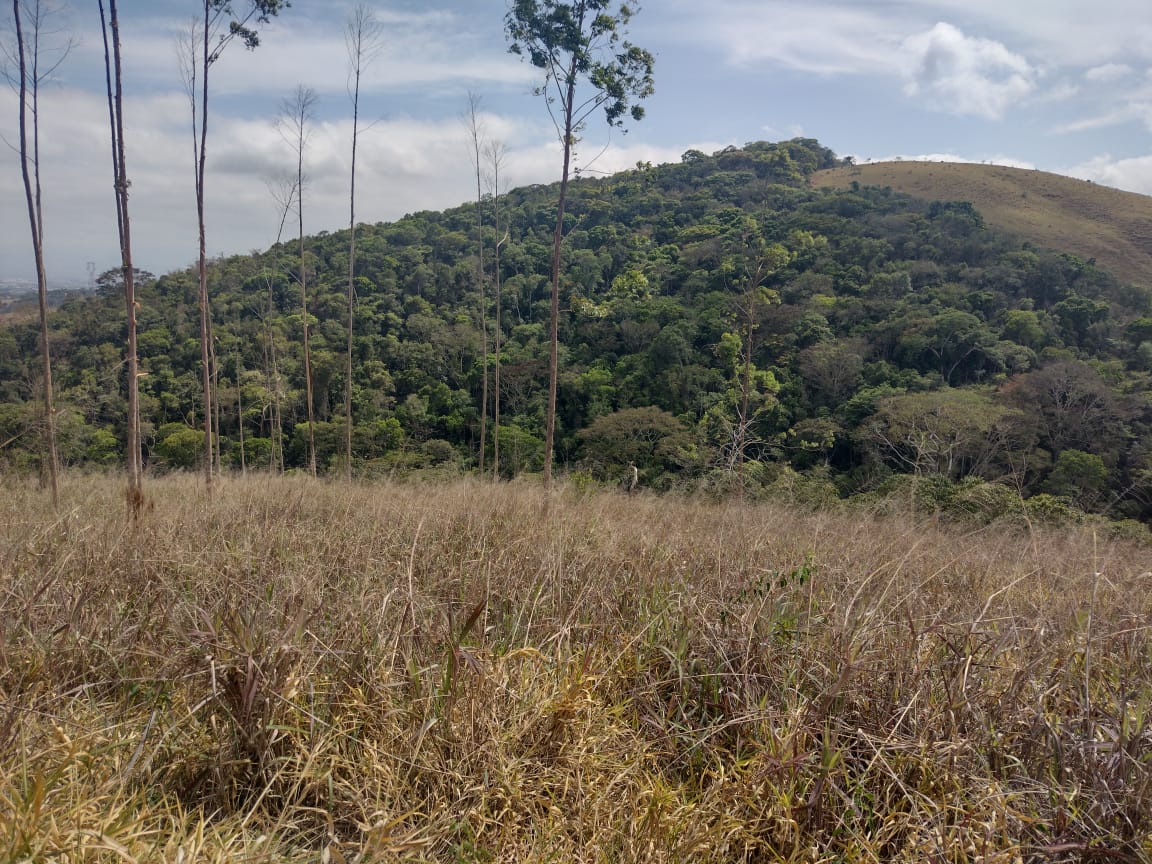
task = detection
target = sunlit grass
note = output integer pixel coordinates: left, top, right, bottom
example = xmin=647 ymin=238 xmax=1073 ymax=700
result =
xmin=2 ymin=473 xmax=1150 ymax=862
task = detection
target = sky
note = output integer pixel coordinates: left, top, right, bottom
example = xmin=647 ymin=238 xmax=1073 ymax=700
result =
xmin=2 ymin=0 xmax=1151 ymax=286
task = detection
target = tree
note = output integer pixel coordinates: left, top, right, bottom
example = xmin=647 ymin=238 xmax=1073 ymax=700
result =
xmin=98 ymin=0 xmax=143 ymax=515
xmin=1045 ymin=449 xmax=1108 ymax=509
xmin=1006 ymin=361 xmax=1127 ymax=460
xmin=465 ymin=92 xmax=489 ymax=475
xmin=185 ymin=0 xmax=289 ymax=491
xmin=729 ymin=232 xmax=788 ymax=496
xmin=487 ymin=138 xmax=509 ymax=479
xmin=343 ymin=4 xmax=383 ymax=482
xmin=868 ymin=389 xmax=1028 ymax=482
xmin=505 ymin=0 xmax=654 ymax=487
xmin=578 ymin=405 xmax=693 ymax=478
xmin=278 ymin=85 xmax=318 ymax=476
xmin=7 ymin=0 xmax=72 ymax=508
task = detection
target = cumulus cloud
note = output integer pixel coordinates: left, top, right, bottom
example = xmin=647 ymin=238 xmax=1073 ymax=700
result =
xmin=0 ymin=74 xmax=722 ymax=282
xmin=900 ymin=23 xmax=1037 ymax=119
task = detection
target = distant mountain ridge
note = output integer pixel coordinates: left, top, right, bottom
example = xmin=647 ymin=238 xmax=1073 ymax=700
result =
xmin=813 ymin=161 xmax=1152 ymax=288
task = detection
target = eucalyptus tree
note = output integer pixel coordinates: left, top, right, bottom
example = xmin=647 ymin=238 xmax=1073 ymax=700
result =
xmin=7 ymin=0 xmax=72 ymax=508
xmin=464 ymin=91 xmax=489 ymax=475
xmin=505 ymin=0 xmax=654 ymax=487
xmin=278 ymin=84 xmax=317 ymax=476
xmin=183 ymin=0 xmax=288 ymax=490
xmin=487 ymin=138 xmax=508 ymax=479
xmin=343 ymin=4 xmax=383 ymax=482
xmin=98 ymin=0 xmax=143 ymax=514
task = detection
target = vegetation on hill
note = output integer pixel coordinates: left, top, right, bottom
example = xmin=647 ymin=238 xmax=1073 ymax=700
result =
xmin=3 ymin=475 xmax=1150 ymax=861
xmin=814 ymin=161 xmax=1152 ymax=290
xmin=2 ymin=138 xmax=1152 ymax=525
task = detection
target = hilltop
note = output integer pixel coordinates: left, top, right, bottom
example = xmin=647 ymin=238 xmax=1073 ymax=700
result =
xmin=813 ymin=161 xmax=1152 ymax=288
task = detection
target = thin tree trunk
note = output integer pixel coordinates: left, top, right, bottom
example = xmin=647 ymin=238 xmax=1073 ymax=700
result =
xmin=342 ymin=7 xmax=381 ymax=483
xmin=738 ymin=314 xmax=753 ymax=500
xmin=298 ymin=164 xmax=316 ymax=477
xmin=345 ymin=52 xmax=361 ymax=483
xmin=13 ymin=0 xmax=58 ymax=508
xmin=466 ymin=94 xmax=488 ymax=475
xmin=543 ymin=61 xmax=579 ymax=488
xmin=236 ymin=352 xmax=246 ymax=475
xmin=491 ymin=147 xmax=504 ymax=481
xmin=211 ymin=333 xmax=221 ymax=471
xmin=100 ymin=0 xmax=141 ymax=515
xmin=196 ymin=0 xmax=213 ymax=491
xmin=281 ymin=86 xmax=318 ymax=477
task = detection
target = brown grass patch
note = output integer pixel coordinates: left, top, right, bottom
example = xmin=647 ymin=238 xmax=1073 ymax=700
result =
xmin=2 ymin=473 xmax=1150 ymax=861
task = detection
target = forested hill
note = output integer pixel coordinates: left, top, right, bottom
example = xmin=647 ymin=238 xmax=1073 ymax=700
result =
xmin=3 ymin=138 xmax=1152 ymax=525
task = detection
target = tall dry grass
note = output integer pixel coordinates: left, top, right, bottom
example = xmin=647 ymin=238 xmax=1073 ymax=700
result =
xmin=1 ymin=473 xmax=1150 ymax=862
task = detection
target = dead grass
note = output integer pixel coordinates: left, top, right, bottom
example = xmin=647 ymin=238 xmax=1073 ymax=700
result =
xmin=813 ymin=162 xmax=1152 ymax=289
xmin=2 ymin=473 xmax=1150 ymax=862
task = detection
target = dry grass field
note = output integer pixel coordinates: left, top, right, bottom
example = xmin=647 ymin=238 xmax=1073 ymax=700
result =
xmin=813 ymin=162 xmax=1152 ymax=290
xmin=2 ymin=474 xmax=1150 ymax=862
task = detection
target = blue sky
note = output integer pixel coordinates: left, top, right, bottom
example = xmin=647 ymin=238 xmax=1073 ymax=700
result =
xmin=3 ymin=0 xmax=1151 ymax=284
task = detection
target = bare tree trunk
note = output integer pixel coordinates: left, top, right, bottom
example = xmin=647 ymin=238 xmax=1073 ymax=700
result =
xmin=489 ymin=140 xmax=507 ymax=481
xmin=235 ymin=351 xmax=246 ymax=475
xmin=211 ymin=332 xmax=221 ymax=471
xmin=466 ymin=93 xmax=488 ymax=475
xmin=264 ymin=176 xmax=295 ymax=474
xmin=343 ymin=6 xmax=380 ymax=484
xmin=194 ymin=2 xmax=215 ymax=490
xmin=13 ymin=0 xmax=59 ymax=509
xmin=345 ymin=104 xmax=357 ymax=483
xmin=738 ymin=314 xmax=753 ymax=500
xmin=99 ymin=0 xmax=141 ymax=516
xmin=543 ymin=61 xmax=579 ymax=489
xmin=280 ymin=86 xmax=318 ymax=476
xmin=184 ymin=2 xmax=289 ymax=486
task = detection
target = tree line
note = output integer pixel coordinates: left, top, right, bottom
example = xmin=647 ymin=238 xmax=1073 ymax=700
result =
xmin=5 ymin=2 xmax=1152 ymax=529
xmin=6 ymin=0 xmax=652 ymax=513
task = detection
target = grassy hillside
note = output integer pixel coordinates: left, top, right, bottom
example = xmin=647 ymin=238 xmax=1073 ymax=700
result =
xmin=814 ymin=161 xmax=1152 ymax=289
xmin=2 ymin=474 xmax=1150 ymax=861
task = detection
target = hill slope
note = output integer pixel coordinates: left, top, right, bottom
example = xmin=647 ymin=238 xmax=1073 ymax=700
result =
xmin=4 ymin=139 xmax=1152 ymax=524
xmin=813 ymin=161 xmax=1152 ymax=288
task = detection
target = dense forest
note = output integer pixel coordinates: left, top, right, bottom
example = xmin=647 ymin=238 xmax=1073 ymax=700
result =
xmin=3 ymin=138 xmax=1152 ymax=525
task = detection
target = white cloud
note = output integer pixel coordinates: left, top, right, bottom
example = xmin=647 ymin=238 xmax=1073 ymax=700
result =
xmin=1085 ymin=63 xmax=1134 ymax=82
xmin=657 ymin=0 xmax=902 ymax=75
xmin=1066 ymin=153 xmax=1152 ymax=196
xmin=900 ymin=23 xmax=1036 ymax=119
xmin=908 ymin=0 xmax=1152 ymax=66
xmin=0 ymin=75 xmax=724 ymax=281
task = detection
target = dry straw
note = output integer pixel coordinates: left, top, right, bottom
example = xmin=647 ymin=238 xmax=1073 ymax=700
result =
xmin=1 ymin=473 xmax=1149 ymax=862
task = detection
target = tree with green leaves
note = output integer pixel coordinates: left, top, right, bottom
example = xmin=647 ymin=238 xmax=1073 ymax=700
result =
xmin=185 ymin=0 xmax=289 ymax=491
xmin=505 ymin=0 xmax=654 ymax=487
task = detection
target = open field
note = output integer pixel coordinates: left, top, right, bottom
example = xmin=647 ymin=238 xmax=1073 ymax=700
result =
xmin=813 ymin=162 xmax=1152 ymax=290
xmin=2 ymin=474 xmax=1151 ymax=862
